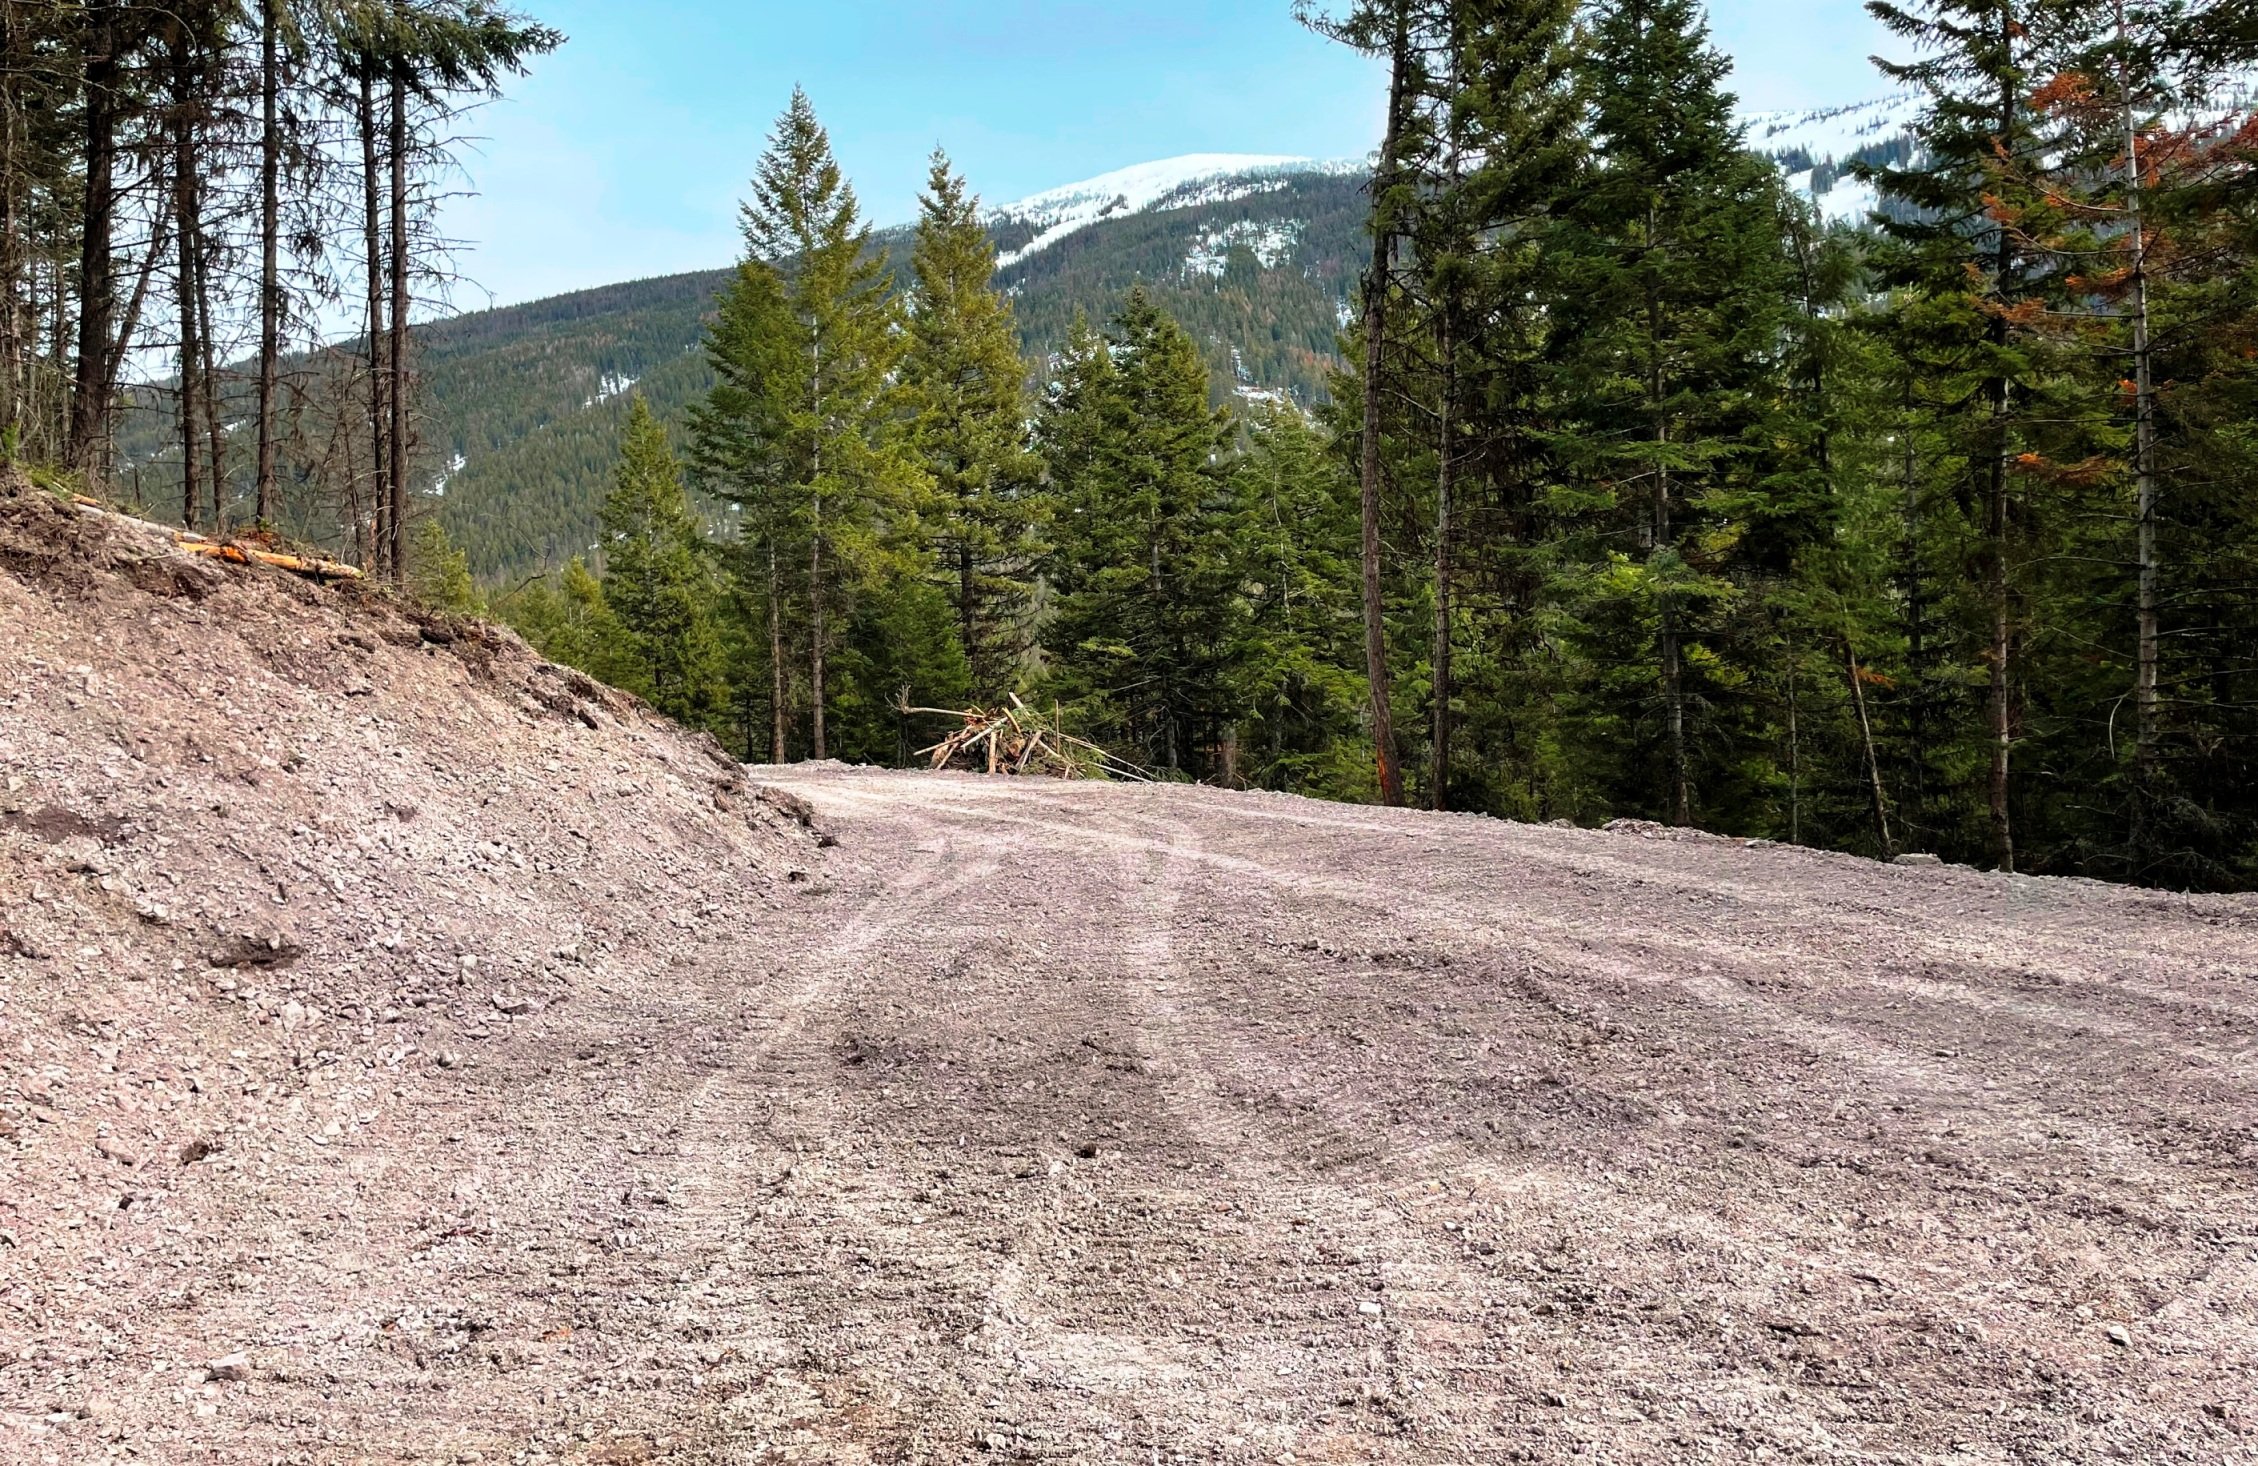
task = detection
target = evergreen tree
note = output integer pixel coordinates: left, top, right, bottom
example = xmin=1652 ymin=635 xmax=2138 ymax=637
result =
xmin=1411 ymin=0 xmax=1584 ymax=809
xmin=1864 ymin=0 xmax=2099 ymax=870
xmin=408 ymin=515 xmax=483 ymax=616
xmin=600 ymin=395 xmax=723 ymax=726
xmin=1039 ymin=289 xmax=1237 ymax=775
xmin=1545 ymin=0 xmax=1797 ymax=829
xmin=1226 ymin=405 xmax=1372 ymax=795
xmin=694 ymin=88 xmax=924 ymax=760
xmin=902 ymin=150 xmax=1045 ymax=700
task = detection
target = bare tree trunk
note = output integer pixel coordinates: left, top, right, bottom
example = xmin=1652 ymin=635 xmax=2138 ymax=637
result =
xmin=358 ymin=68 xmax=388 ymax=567
xmin=1357 ymin=10 xmax=1411 ymax=808
xmin=768 ymin=538 xmax=787 ymax=763
xmin=1846 ymin=637 xmax=1895 ymax=858
xmin=387 ymin=68 xmax=411 ymax=579
xmin=105 ymin=210 xmax=167 ymax=397
xmin=68 ymin=0 xmax=120 ymax=478
xmin=172 ymin=43 xmax=202 ymax=530
xmin=255 ymin=0 xmax=282 ymax=524
xmin=1786 ymin=630 xmax=1801 ymax=845
xmin=2118 ymin=0 xmax=2161 ymax=845
xmin=1430 ymin=302 xmax=1454 ymax=812
xmin=1985 ymin=7 xmax=2017 ymax=874
xmin=195 ymin=221 xmax=225 ymax=527
xmin=0 ymin=0 xmax=23 ymax=443
xmin=809 ymin=506 xmax=826 ymax=761
xmin=807 ymin=341 xmax=825 ymax=761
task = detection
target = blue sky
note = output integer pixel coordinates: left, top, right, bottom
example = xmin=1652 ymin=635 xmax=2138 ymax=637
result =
xmin=446 ymin=1 xmax=1898 ymax=310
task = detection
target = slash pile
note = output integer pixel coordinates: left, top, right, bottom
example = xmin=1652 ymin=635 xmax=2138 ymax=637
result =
xmin=906 ymin=696 xmax=1150 ymax=780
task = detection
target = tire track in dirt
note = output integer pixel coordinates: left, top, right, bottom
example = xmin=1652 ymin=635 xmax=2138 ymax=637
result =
xmin=752 ymin=768 xmax=2258 ymax=1465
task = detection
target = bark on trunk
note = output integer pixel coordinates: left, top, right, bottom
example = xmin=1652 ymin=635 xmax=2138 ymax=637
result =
xmin=386 ymin=69 xmax=411 ymax=580
xmin=2119 ymin=0 xmax=2161 ymax=834
xmin=0 ymin=0 xmax=23 ymax=440
xmin=1985 ymin=7 xmax=2017 ymax=873
xmin=1430 ymin=304 xmax=1454 ymax=812
xmin=1846 ymin=638 xmax=1895 ymax=858
xmin=357 ymin=69 xmax=387 ymax=565
xmin=808 ymin=518 xmax=826 ymax=761
xmin=768 ymin=539 xmax=787 ymax=763
xmin=69 ymin=1 xmax=120 ymax=478
xmin=1357 ymin=14 xmax=1411 ymax=808
xmin=172 ymin=47 xmax=202 ymax=530
xmin=255 ymin=0 xmax=281 ymax=524
xmin=195 ymin=216 xmax=224 ymax=526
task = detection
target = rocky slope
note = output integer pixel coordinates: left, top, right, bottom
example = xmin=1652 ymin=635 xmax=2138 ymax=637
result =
xmin=0 ymin=477 xmax=824 ymax=1462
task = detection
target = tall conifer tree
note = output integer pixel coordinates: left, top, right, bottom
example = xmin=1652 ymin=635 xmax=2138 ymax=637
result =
xmin=601 ymin=396 xmax=723 ymax=726
xmin=902 ymin=150 xmax=1044 ymax=700
xmin=696 ymin=89 xmax=923 ymax=759
xmin=1548 ymin=0 xmax=1796 ymax=827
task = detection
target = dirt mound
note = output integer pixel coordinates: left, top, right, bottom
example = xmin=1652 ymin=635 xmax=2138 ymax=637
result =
xmin=0 ymin=478 xmax=821 ymax=1460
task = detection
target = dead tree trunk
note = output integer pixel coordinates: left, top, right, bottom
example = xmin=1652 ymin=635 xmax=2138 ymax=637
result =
xmin=358 ymin=67 xmax=388 ymax=565
xmin=68 ymin=0 xmax=120 ymax=478
xmin=386 ymin=66 xmax=411 ymax=579
xmin=254 ymin=0 xmax=282 ymax=522
xmin=1357 ymin=11 xmax=1412 ymax=808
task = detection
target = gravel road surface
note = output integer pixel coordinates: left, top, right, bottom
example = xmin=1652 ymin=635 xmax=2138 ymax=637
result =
xmin=11 ymin=761 xmax=2258 ymax=1464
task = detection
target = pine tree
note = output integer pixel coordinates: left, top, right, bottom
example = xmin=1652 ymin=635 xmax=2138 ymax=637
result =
xmin=600 ymin=395 xmax=723 ymax=726
xmin=1411 ymin=0 xmax=1584 ymax=809
xmin=694 ymin=89 xmax=924 ymax=759
xmin=902 ymin=150 xmax=1044 ymax=701
xmin=1864 ymin=0 xmax=2098 ymax=871
xmin=1039 ymin=288 xmax=1237 ymax=775
xmin=1546 ymin=0 xmax=1798 ymax=828
xmin=1226 ymin=404 xmax=1371 ymax=795
xmin=408 ymin=515 xmax=482 ymax=616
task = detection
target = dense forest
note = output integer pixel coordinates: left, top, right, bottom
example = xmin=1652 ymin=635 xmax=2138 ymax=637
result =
xmin=17 ymin=0 xmax=2258 ymax=891
xmin=495 ymin=0 xmax=2258 ymax=891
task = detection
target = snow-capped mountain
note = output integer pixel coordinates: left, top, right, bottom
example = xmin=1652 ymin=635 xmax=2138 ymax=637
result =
xmin=987 ymin=153 xmax=1362 ymax=268
xmin=976 ymin=90 xmax=1925 ymax=260
xmin=1745 ymin=93 xmax=1923 ymax=224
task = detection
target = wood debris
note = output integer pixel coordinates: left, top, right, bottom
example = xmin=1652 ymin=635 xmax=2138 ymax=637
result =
xmin=173 ymin=531 xmax=365 ymax=581
xmin=905 ymin=695 xmax=1151 ymax=781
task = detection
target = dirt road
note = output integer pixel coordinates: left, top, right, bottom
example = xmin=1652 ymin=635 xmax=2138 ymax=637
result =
xmin=14 ymin=764 xmax=2258 ymax=1463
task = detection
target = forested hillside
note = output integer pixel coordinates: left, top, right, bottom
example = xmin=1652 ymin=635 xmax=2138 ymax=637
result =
xmin=429 ymin=165 xmax=1373 ymax=582
xmin=108 ymin=105 xmax=1909 ymax=586
xmin=485 ymin=0 xmax=2258 ymax=894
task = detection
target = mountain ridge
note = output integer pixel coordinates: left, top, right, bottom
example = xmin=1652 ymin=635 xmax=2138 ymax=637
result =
xmin=115 ymin=99 xmax=1924 ymax=582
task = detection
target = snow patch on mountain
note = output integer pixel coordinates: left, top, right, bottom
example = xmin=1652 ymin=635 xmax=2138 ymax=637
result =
xmin=1185 ymin=220 xmax=1304 ymax=277
xmin=584 ymin=371 xmax=638 ymax=409
xmin=429 ymin=452 xmax=468 ymax=498
xmin=1784 ymin=170 xmax=1882 ymax=226
xmin=1743 ymin=94 xmax=1920 ymax=226
xmin=1744 ymin=94 xmax=1922 ymax=163
xmin=991 ymin=154 xmax=1357 ymax=269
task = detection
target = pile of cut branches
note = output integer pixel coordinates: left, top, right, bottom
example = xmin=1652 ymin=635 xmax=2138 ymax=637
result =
xmin=904 ymin=696 xmax=1150 ymax=781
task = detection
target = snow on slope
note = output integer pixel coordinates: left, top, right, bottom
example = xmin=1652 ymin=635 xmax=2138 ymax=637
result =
xmin=990 ymin=154 xmax=1356 ymax=268
xmin=1745 ymin=94 xmax=1921 ymax=225
xmin=978 ymin=97 xmax=1923 ymax=275
xmin=1744 ymin=93 xmax=1922 ymax=163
